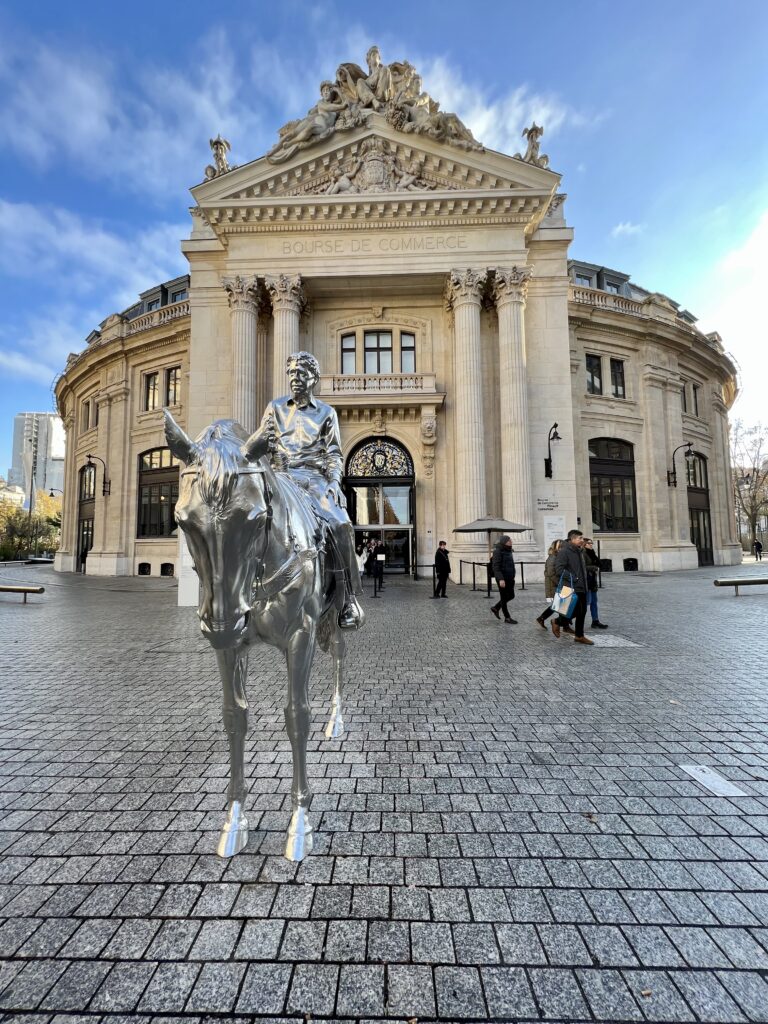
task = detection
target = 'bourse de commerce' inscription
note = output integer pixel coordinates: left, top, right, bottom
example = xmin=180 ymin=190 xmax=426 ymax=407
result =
xmin=278 ymin=233 xmax=470 ymax=257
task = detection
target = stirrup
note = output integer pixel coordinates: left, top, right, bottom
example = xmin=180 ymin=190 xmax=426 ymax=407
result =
xmin=339 ymin=596 xmax=364 ymax=631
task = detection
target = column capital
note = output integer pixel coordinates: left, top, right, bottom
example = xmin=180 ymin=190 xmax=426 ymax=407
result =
xmin=222 ymin=274 xmax=259 ymax=312
xmin=444 ymin=268 xmax=487 ymax=310
xmin=265 ymin=273 xmax=305 ymax=314
xmin=492 ymin=265 xmax=533 ymax=306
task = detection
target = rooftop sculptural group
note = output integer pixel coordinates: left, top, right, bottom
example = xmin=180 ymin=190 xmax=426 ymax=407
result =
xmin=266 ymin=45 xmax=484 ymax=164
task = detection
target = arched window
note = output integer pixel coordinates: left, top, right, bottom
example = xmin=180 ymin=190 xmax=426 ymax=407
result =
xmin=79 ymin=464 xmax=96 ymax=501
xmin=347 ymin=438 xmax=414 ymax=478
xmin=686 ymin=452 xmax=708 ymax=490
xmin=137 ymin=447 xmax=180 ymax=537
xmin=589 ymin=437 xmax=638 ymax=532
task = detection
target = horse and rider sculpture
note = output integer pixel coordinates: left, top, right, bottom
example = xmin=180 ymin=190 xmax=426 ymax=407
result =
xmin=165 ymin=352 xmax=364 ymax=862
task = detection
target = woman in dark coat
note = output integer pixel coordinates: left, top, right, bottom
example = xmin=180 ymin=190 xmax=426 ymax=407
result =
xmin=490 ymin=535 xmax=517 ymax=624
xmin=536 ymin=539 xmax=568 ymax=630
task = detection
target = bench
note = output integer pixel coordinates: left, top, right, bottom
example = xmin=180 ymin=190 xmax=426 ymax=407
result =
xmin=0 ymin=585 xmax=45 ymax=603
xmin=714 ymin=577 xmax=768 ymax=597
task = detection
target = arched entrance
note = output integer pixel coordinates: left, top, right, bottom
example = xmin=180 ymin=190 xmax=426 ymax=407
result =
xmin=77 ymin=464 xmax=96 ymax=573
xmin=687 ymin=452 xmax=713 ymax=566
xmin=344 ymin=437 xmax=415 ymax=574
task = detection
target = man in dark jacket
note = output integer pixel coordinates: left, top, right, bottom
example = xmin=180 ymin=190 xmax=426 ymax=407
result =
xmin=490 ymin=535 xmax=517 ymax=624
xmin=433 ymin=541 xmax=451 ymax=598
xmin=553 ymin=529 xmax=593 ymax=644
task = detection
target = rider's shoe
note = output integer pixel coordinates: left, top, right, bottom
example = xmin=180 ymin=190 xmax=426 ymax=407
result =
xmin=339 ymin=596 xmax=365 ymax=630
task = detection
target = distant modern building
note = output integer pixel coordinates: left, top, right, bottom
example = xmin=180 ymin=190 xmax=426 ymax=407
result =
xmin=0 ymin=477 xmax=26 ymax=508
xmin=7 ymin=412 xmax=66 ymax=501
xmin=52 ymin=47 xmax=741 ymax=584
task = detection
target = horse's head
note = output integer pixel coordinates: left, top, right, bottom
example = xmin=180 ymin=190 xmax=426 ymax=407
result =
xmin=165 ymin=410 xmax=273 ymax=649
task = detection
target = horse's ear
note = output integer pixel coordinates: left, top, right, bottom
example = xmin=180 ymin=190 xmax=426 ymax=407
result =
xmin=164 ymin=409 xmax=196 ymax=465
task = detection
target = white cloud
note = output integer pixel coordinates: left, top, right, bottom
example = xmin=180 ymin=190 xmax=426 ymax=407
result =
xmin=691 ymin=208 xmax=768 ymax=430
xmin=0 ymin=200 xmax=187 ymax=384
xmin=0 ymin=29 xmax=266 ymax=199
xmin=611 ymin=221 xmax=646 ymax=238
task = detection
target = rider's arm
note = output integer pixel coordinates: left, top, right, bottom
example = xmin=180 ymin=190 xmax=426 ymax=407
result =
xmin=242 ymin=402 xmax=274 ymax=462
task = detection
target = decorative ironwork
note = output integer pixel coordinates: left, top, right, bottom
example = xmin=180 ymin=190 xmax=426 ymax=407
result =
xmin=347 ymin=438 xmax=413 ymax=478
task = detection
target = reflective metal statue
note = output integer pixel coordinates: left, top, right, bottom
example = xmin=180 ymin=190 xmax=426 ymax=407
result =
xmin=165 ymin=352 xmax=364 ymax=861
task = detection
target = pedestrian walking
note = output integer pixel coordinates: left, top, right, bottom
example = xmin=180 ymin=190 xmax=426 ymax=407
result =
xmin=536 ymin=539 xmax=563 ymax=629
xmin=433 ymin=540 xmax=451 ymax=598
xmin=490 ymin=535 xmax=517 ymax=624
xmin=552 ymin=529 xmax=593 ymax=645
xmin=583 ymin=538 xmax=608 ymax=628
xmin=755 ymin=539 xmax=763 ymax=561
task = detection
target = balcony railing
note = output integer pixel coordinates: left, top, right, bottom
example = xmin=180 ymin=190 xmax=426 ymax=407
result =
xmin=570 ymin=286 xmax=643 ymax=315
xmin=127 ymin=300 xmax=190 ymax=336
xmin=320 ymin=373 xmax=438 ymax=395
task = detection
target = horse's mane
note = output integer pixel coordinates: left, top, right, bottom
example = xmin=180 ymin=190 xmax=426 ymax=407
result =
xmin=192 ymin=420 xmax=249 ymax=513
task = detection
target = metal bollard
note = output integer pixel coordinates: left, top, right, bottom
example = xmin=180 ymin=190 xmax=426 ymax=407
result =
xmin=520 ymin=562 xmax=526 ymax=591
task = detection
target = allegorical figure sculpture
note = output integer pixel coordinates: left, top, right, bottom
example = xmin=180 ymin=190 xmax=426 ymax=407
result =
xmin=204 ymin=134 xmax=234 ymax=179
xmin=515 ymin=122 xmax=549 ymax=168
xmin=165 ymin=353 xmax=364 ymax=863
xmin=266 ymin=45 xmax=483 ymax=164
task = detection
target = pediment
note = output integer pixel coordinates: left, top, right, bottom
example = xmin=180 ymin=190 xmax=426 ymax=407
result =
xmin=193 ymin=115 xmax=558 ymax=204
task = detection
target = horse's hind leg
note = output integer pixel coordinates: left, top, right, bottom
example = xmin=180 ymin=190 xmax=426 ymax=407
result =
xmin=284 ymin=622 xmax=315 ymax=861
xmin=325 ymin=624 xmax=346 ymax=740
xmin=215 ymin=646 xmax=250 ymax=858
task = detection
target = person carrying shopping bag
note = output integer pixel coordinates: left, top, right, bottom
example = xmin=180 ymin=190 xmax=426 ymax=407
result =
xmin=552 ymin=529 xmax=593 ymax=645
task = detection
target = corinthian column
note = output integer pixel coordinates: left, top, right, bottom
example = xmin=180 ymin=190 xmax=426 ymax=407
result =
xmin=493 ymin=266 xmax=534 ymax=542
xmin=266 ymin=274 xmax=305 ymax=396
xmin=222 ymin=275 xmax=259 ymax=431
xmin=445 ymin=269 xmax=488 ymax=545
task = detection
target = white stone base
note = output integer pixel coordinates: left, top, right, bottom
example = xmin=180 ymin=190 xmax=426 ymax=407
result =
xmin=716 ymin=544 xmax=743 ymax=567
xmin=641 ymin=544 xmax=699 ymax=572
xmin=54 ymin=551 xmax=77 ymax=573
xmin=82 ymin=552 xmax=132 ymax=576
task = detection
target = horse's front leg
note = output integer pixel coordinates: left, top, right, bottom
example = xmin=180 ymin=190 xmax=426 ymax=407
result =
xmin=284 ymin=621 xmax=315 ymax=861
xmin=215 ymin=645 xmax=250 ymax=858
xmin=325 ymin=625 xmax=346 ymax=740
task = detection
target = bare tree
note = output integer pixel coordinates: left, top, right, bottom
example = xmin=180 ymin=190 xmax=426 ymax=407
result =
xmin=731 ymin=420 xmax=768 ymax=552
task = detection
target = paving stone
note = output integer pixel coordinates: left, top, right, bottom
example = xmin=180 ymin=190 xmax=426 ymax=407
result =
xmin=623 ymin=924 xmax=688 ymax=967
xmin=579 ymin=924 xmax=639 ymax=967
xmin=434 ymin=965 xmax=486 ymax=1019
xmin=576 ymin=967 xmax=643 ymax=1020
xmin=708 ymin=926 xmax=768 ymax=969
xmin=495 ymin=923 xmax=547 ymax=965
xmin=335 ymin=964 xmax=384 ymax=1017
xmin=0 ymin=959 xmax=67 ymax=1011
xmin=386 ymin=964 xmax=436 ymax=1018
xmin=102 ymin=919 xmax=160 ymax=960
xmin=279 ymin=919 xmax=326 ymax=960
xmin=136 ymin=963 xmax=200 ymax=1012
xmin=184 ymin=961 xmax=246 ymax=1013
xmin=671 ymin=970 xmax=748 ymax=1022
xmin=325 ymin=919 xmax=368 ymax=962
xmin=89 ymin=961 xmax=157 ymax=1012
xmin=234 ymin=918 xmax=284 ymax=960
xmin=715 ymin=970 xmax=768 ymax=1022
xmin=39 ymin=961 xmax=112 ymax=1012
xmin=235 ymin=962 xmax=292 ymax=1015
xmin=452 ymin=923 xmax=501 ymax=964
xmin=366 ymin=920 xmax=409 ymax=963
xmin=528 ymin=965 xmax=590 ymax=1019
xmin=286 ymin=963 xmax=339 ymax=1016
xmin=480 ymin=966 xmax=537 ymax=1018
xmin=622 ymin=969 xmax=696 ymax=1021
xmin=144 ymin=920 xmax=201 ymax=960
xmin=411 ymin=922 xmax=455 ymax=964
xmin=16 ymin=919 xmax=79 ymax=958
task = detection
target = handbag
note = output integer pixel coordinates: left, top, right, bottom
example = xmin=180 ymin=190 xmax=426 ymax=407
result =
xmin=551 ymin=571 xmax=578 ymax=619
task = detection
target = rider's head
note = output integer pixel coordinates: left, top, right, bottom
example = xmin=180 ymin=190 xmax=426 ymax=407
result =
xmin=287 ymin=351 xmax=320 ymax=397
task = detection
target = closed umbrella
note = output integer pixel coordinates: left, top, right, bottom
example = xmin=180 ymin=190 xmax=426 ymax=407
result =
xmin=453 ymin=515 xmax=531 ymax=561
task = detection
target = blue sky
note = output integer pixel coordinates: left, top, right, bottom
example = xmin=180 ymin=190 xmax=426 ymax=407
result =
xmin=1 ymin=0 xmax=767 ymax=475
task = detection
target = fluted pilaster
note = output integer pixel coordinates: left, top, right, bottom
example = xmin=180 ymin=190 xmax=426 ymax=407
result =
xmin=445 ymin=269 xmax=487 ymax=544
xmin=266 ymin=274 xmax=305 ymax=395
xmin=222 ymin=275 xmax=259 ymax=431
xmin=493 ymin=266 xmax=534 ymax=541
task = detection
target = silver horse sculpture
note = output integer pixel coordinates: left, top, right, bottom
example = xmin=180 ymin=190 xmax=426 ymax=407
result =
xmin=164 ymin=411 xmax=352 ymax=861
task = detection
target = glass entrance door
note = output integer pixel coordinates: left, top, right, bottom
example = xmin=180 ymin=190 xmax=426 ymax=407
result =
xmin=77 ymin=517 xmax=94 ymax=573
xmin=689 ymin=508 xmax=713 ymax=566
xmin=346 ymin=482 xmax=414 ymax=574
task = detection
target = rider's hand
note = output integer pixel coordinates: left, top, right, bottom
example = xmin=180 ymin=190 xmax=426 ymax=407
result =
xmin=326 ymin=482 xmax=346 ymax=508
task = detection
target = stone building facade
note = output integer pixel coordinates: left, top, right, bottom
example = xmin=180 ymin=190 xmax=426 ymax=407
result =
xmin=53 ymin=50 xmax=740 ymax=590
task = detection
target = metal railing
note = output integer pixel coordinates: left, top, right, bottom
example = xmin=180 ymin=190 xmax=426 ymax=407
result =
xmin=458 ymin=559 xmax=547 ymax=596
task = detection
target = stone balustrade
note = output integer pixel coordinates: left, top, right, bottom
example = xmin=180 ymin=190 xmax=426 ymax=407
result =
xmin=127 ymin=300 xmax=190 ymax=336
xmin=570 ymin=286 xmax=643 ymax=315
xmin=320 ymin=373 xmax=438 ymax=395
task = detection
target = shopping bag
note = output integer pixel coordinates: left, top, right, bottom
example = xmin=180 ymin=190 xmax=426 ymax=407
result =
xmin=551 ymin=571 xmax=578 ymax=618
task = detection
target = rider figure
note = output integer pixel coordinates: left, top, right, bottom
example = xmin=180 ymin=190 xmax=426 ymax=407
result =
xmin=246 ymin=351 xmax=364 ymax=630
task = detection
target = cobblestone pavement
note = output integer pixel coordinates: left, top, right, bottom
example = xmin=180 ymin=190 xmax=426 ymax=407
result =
xmin=1 ymin=562 xmax=768 ymax=1023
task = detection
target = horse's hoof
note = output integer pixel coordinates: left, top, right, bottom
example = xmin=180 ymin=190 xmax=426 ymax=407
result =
xmin=325 ymin=712 xmax=345 ymax=740
xmin=216 ymin=800 xmax=249 ymax=858
xmin=284 ymin=809 xmax=313 ymax=862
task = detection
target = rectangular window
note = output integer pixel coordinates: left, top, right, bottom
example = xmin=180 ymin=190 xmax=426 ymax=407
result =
xmin=692 ymin=382 xmax=700 ymax=417
xmin=364 ymin=331 xmax=393 ymax=374
xmin=165 ymin=366 xmax=181 ymax=406
xmin=400 ymin=332 xmax=416 ymax=374
xmin=605 ymin=282 xmax=621 ymax=294
xmin=610 ymin=358 xmax=626 ymax=399
xmin=341 ymin=334 xmax=356 ymax=374
xmin=170 ymin=289 xmax=187 ymax=303
xmin=81 ymin=401 xmax=90 ymax=432
xmin=146 ymin=298 xmax=160 ymax=311
xmin=575 ymin=274 xmax=592 ymax=287
xmin=94 ymin=402 xmax=100 ymax=427
xmin=681 ymin=382 xmax=688 ymax=413
xmin=586 ymin=354 xmax=602 ymax=395
xmin=144 ymin=372 xmax=159 ymax=411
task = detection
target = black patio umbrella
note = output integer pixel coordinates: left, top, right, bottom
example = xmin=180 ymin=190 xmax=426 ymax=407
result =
xmin=453 ymin=515 xmax=531 ymax=561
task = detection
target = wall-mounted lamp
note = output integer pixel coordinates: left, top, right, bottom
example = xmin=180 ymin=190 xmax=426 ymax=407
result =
xmin=85 ymin=454 xmax=111 ymax=496
xmin=544 ymin=423 xmax=562 ymax=479
xmin=667 ymin=441 xmax=694 ymax=487
xmin=48 ymin=487 xmax=64 ymax=498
